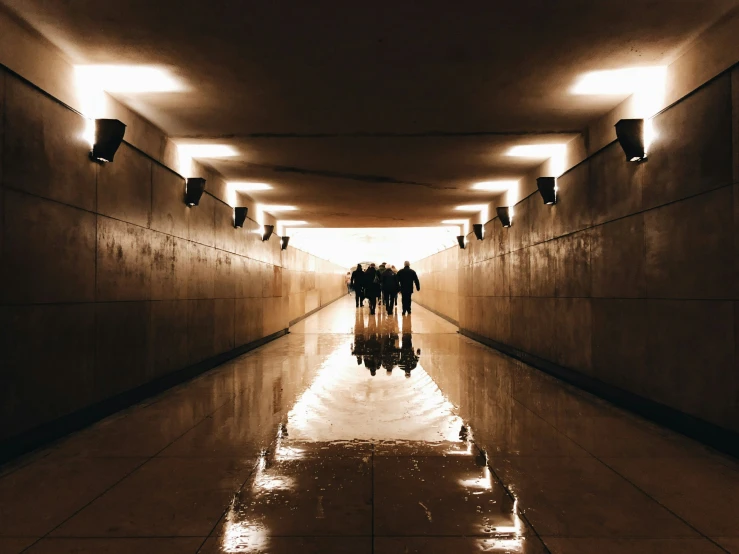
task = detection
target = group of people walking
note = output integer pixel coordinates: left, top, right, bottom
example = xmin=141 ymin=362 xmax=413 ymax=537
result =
xmin=347 ymin=261 xmax=421 ymax=316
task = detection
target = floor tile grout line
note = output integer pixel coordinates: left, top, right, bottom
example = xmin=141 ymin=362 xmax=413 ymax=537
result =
xmin=505 ymin=396 xmax=731 ymax=552
xmin=596 ymin=458 xmax=732 ymax=554
xmin=0 ymin=387 xmax=240 ymax=480
xmin=195 ymin=455 xmax=264 ymax=553
xmin=18 ymin=394 xmax=238 ymax=554
xmin=196 ymin=428 xmax=286 ymax=553
xmin=471 ymin=442 xmax=552 ymax=553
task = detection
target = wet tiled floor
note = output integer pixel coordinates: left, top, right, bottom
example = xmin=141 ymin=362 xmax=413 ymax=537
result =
xmin=1 ymin=296 xmax=738 ymax=553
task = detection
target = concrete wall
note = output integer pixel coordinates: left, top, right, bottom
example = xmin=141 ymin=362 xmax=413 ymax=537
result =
xmin=415 ymin=67 xmax=739 ymax=435
xmin=0 ymin=68 xmax=345 ymax=445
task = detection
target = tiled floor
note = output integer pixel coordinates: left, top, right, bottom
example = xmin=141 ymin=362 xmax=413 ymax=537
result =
xmin=1 ymin=295 xmax=738 ymax=553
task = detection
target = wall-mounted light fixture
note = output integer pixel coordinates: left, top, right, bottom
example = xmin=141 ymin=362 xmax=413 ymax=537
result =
xmin=184 ymin=178 xmax=207 ymax=206
xmin=472 ymin=223 xmax=484 ymax=240
xmin=496 ymin=207 xmax=512 ymax=228
xmin=234 ymin=207 xmax=248 ymax=228
xmin=281 ymin=236 xmax=290 ymax=250
xmin=262 ymin=225 xmax=275 ymax=241
xmin=457 ymin=236 xmax=466 ymax=249
xmin=90 ymin=119 xmax=126 ymax=163
xmin=615 ymin=119 xmax=646 ymax=162
xmin=536 ymin=177 xmax=557 ymax=205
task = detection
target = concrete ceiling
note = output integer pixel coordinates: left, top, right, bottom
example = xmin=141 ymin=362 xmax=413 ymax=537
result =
xmin=3 ymin=0 xmax=735 ymax=226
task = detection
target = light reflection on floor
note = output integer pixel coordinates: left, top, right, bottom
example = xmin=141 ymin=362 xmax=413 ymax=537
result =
xmin=216 ymin=297 xmax=535 ymax=553
xmin=2 ymin=295 xmax=737 ymax=554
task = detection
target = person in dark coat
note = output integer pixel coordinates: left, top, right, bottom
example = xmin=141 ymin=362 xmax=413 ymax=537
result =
xmin=381 ymin=266 xmax=399 ymax=315
xmin=363 ymin=263 xmax=380 ymax=315
xmin=350 ymin=264 xmax=365 ymax=307
xmin=396 ymin=261 xmax=420 ymax=315
xmin=377 ymin=262 xmax=387 ymax=304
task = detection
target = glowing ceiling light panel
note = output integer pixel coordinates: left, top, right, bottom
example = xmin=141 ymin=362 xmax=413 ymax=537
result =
xmin=507 ymin=144 xmax=567 ymax=178
xmin=572 ymin=66 xmax=667 ymax=150
xmin=279 ymin=220 xmax=308 ymax=226
xmin=226 ymin=182 xmax=272 ymax=206
xmin=176 ymin=144 xmax=238 ymax=158
xmin=471 ymin=180 xmax=517 ymax=192
xmin=571 ymin=66 xmax=667 ymax=97
xmin=261 ymin=205 xmax=297 ymax=212
xmin=506 ymin=144 xmax=567 ymax=159
xmin=455 ymin=205 xmax=488 ymax=212
xmin=74 ymin=65 xmax=185 ymax=93
xmin=442 ymin=219 xmax=469 ymax=225
xmin=227 ymin=182 xmax=273 ymax=192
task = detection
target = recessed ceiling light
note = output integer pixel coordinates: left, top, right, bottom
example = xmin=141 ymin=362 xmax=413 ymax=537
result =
xmin=279 ymin=220 xmax=308 ymax=226
xmin=228 ymin=182 xmax=273 ymax=192
xmin=571 ymin=66 xmax=667 ymax=96
xmin=455 ymin=205 xmax=488 ymax=212
xmin=177 ymin=144 xmax=238 ymax=158
xmin=442 ymin=219 xmax=468 ymax=225
xmin=261 ymin=205 xmax=297 ymax=212
xmin=471 ymin=181 xmax=517 ymax=192
xmin=507 ymin=144 xmax=567 ymax=158
xmin=75 ymin=65 xmax=185 ymax=93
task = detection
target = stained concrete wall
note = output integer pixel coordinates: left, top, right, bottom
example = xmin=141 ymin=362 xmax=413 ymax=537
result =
xmin=0 ymin=68 xmax=345 ymax=444
xmin=415 ymin=67 xmax=739 ymax=435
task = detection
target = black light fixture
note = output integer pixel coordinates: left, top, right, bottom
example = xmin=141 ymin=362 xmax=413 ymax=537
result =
xmin=496 ymin=206 xmax=512 ymax=228
xmin=234 ymin=207 xmax=248 ymax=228
xmin=90 ymin=119 xmax=126 ymax=163
xmin=537 ymin=177 xmax=557 ymax=205
xmin=184 ymin=178 xmax=206 ymax=206
xmin=281 ymin=236 xmax=290 ymax=250
xmin=472 ymin=223 xmax=484 ymax=240
xmin=615 ymin=118 xmax=646 ymax=162
xmin=456 ymin=236 xmax=466 ymax=249
xmin=262 ymin=225 xmax=274 ymax=241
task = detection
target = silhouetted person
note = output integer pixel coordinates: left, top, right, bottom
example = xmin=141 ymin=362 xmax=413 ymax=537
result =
xmin=396 ymin=261 xmax=420 ymax=316
xmin=364 ymin=263 xmax=380 ymax=315
xmin=381 ymin=266 xmax=399 ymax=315
xmin=351 ymin=264 xmax=365 ymax=307
xmin=377 ymin=262 xmax=387 ymax=305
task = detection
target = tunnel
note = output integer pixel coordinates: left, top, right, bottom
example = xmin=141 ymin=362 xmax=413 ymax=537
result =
xmin=0 ymin=1 xmax=738 ymax=553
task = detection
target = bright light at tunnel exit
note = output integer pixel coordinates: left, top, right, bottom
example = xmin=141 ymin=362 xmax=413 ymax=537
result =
xmin=288 ymin=227 xmax=462 ymax=268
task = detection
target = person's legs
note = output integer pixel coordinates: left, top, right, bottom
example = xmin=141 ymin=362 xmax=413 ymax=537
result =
xmin=355 ymin=286 xmax=360 ymax=307
xmin=402 ymin=293 xmax=412 ymax=315
xmin=368 ymin=295 xmax=376 ymax=314
xmin=388 ymin=293 xmax=396 ymax=313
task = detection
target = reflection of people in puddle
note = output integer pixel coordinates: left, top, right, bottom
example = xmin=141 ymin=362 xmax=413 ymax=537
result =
xmin=363 ymin=313 xmax=381 ymax=376
xmin=352 ymin=312 xmax=417 ymax=376
xmin=399 ymin=315 xmax=421 ymax=377
xmin=351 ymin=310 xmax=365 ymax=365
xmin=380 ymin=317 xmax=400 ymax=374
